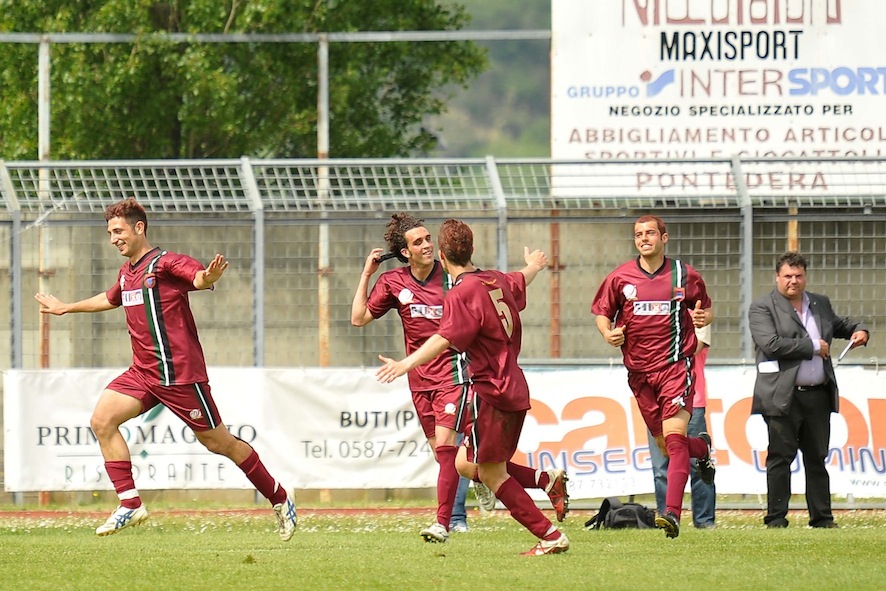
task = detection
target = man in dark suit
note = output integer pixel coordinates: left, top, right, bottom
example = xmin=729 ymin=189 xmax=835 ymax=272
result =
xmin=749 ymin=251 xmax=869 ymax=528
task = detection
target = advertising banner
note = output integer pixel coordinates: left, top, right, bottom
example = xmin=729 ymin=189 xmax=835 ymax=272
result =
xmin=3 ymin=368 xmax=437 ymax=492
xmin=551 ymin=0 xmax=885 ymax=197
xmin=6 ymin=365 xmax=885 ymax=498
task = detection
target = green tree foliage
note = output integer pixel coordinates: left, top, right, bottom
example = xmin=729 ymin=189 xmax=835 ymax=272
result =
xmin=431 ymin=0 xmax=551 ymax=157
xmin=0 ymin=0 xmax=486 ymax=159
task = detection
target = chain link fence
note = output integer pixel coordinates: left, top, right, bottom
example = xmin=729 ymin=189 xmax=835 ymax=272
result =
xmin=2 ymin=156 xmax=885 ymax=372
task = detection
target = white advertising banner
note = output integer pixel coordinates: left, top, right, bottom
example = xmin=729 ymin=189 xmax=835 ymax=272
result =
xmin=551 ymin=0 xmax=885 ymax=195
xmin=5 ymin=365 xmax=886 ymax=498
xmin=3 ymin=368 xmax=437 ymax=492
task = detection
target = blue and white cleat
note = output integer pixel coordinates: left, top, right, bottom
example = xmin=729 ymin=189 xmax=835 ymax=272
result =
xmin=95 ymin=505 xmax=149 ymax=536
xmin=273 ymin=496 xmax=298 ymax=541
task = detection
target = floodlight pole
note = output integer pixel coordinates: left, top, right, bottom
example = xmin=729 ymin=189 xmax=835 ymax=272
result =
xmin=38 ymin=37 xmax=52 ymax=371
xmin=37 ymin=35 xmax=53 ymax=507
xmin=317 ymin=34 xmax=331 ymax=367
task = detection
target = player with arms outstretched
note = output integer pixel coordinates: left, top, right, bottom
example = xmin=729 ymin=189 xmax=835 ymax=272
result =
xmin=35 ymin=197 xmax=297 ymax=539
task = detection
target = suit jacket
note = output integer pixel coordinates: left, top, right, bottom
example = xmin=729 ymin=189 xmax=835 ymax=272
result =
xmin=749 ymin=289 xmax=867 ymax=417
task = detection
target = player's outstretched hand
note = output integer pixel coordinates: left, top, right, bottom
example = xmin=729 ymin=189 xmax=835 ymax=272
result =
xmin=376 ymin=354 xmax=408 ymax=384
xmin=34 ymin=292 xmax=68 ymax=315
xmin=203 ymin=254 xmax=229 ymax=285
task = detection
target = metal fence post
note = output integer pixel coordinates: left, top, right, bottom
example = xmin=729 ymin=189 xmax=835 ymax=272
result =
xmin=317 ymin=34 xmax=331 ymax=367
xmin=732 ymin=155 xmax=754 ymax=361
xmin=485 ymin=155 xmax=508 ymax=271
xmin=240 ymin=156 xmax=265 ymax=367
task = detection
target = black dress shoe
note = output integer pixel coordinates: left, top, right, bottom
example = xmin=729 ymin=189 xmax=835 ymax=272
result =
xmin=812 ymin=522 xmax=839 ymax=529
xmin=766 ymin=518 xmax=789 ymax=528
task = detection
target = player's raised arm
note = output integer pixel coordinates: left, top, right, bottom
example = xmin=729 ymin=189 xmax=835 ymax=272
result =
xmin=519 ymin=246 xmax=548 ymax=286
xmin=352 ymin=248 xmax=384 ymax=327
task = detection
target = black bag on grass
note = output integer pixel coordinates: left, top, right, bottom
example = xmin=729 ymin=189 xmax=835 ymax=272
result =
xmin=585 ymin=497 xmax=656 ymax=529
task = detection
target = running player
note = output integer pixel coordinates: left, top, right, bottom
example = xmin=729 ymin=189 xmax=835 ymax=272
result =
xmin=591 ymin=214 xmax=715 ymax=539
xmin=35 ymin=197 xmax=297 ymax=539
xmin=351 ymin=212 xmax=496 ymax=543
xmin=376 ymin=219 xmax=570 ymax=556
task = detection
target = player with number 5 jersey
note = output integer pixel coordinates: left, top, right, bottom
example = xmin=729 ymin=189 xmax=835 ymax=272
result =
xmin=377 ymin=219 xmax=570 ymax=556
xmin=439 ymin=268 xmax=529 ymax=412
xmin=352 ymin=212 xmax=483 ymax=543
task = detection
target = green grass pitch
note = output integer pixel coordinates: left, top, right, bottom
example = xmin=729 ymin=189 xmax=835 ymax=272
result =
xmin=1 ymin=507 xmax=885 ymax=590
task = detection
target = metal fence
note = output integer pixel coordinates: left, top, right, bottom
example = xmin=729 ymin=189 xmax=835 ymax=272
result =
xmin=2 ymin=156 xmax=885 ymax=374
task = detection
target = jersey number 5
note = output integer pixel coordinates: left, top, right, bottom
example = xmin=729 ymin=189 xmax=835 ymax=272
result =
xmin=488 ymin=288 xmax=513 ymax=338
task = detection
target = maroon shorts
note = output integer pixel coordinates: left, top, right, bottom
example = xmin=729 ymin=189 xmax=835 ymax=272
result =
xmin=627 ymin=358 xmax=694 ymax=438
xmin=464 ymin=396 xmax=525 ymax=464
xmin=412 ymin=383 xmax=471 ymax=439
xmin=107 ymin=367 xmax=222 ymax=432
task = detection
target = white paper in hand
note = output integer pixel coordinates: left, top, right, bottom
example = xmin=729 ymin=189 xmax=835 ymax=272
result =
xmin=838 ymin=339 xmax=856 ymax=361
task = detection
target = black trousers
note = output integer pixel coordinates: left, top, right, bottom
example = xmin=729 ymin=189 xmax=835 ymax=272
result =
xmin=763 ymin=386 xmax=835 ymax=527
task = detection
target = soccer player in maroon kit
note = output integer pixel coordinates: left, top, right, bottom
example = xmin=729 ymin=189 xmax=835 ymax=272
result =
xmin=35 ymin=197 xmax=297 ymax=539
xmin=592 ymin=215 xmax=716 ymax=539
xmin=352 ymin=212 xmax=497 ymax=543
xmin=376 ymin=219 xmax=570 ymax=556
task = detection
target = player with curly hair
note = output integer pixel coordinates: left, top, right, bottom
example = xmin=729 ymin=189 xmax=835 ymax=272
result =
xmin=351 ymin=212 xmax=496 ymax=541
xmin=376 ymin=219 xmax=570 ymax=555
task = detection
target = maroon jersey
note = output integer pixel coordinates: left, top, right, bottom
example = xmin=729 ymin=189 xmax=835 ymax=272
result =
xmin=592 ymin=257 xmax=710 ymax=373
xmin=106 ymin=248 xmax=208 ymax=386
xmin=437 ymin=269 xmax=530 ymax=412
xmin=367 ymin=260 xmax=469 ymax=392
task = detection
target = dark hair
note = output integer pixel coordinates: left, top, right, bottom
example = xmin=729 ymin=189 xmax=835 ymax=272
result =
xmin=383 ymin=213 xmax=424 ymax=263
xmin=635 ymin=215 xmax=667 ymax=236
xmin=438 ymin=219 xmax=473 ymax=266
xmin=776 ymin=251 xmax=808 ymax=273
xmin=105 ymin=197 xmax=148 ymax=234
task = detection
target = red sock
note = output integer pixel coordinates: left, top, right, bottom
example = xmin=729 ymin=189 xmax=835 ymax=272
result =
xmin=105 ymin=460 xmax=141 ymax=509
xmin=494 ymin=476 xmax=553 ymax=539
xmin=239 ymin=449 xmax=287 ymax=506
xmin=507 ymin=461 xmax=542 ymax=489
xmin=688 ymin=436 xmax=708 ymax=459
xmin=435 ymin=445 xmax=459 ymax=528
xmin=664 ymin=433 xmax=690 ymax=519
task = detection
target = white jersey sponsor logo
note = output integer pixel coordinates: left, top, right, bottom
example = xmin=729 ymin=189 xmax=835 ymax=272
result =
xmin=409 ymin=304 xmax=443 ymax=319
xmin=633 ymin=300 xmax=671 ymax=315
xmin=121 ymin=289 xmax=144 ymax=307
